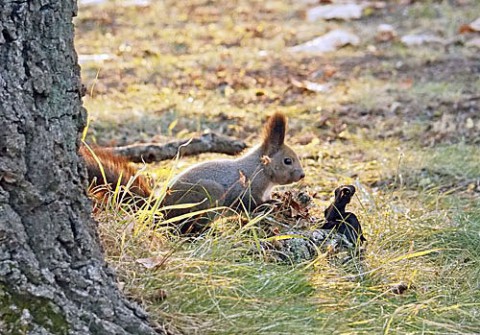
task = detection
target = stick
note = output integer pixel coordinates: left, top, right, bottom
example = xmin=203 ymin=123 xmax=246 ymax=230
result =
xmin=109 ymin=133 xmax=247 ymax=163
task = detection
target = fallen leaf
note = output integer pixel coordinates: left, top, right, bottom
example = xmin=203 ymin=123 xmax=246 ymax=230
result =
xmin=150 ymin=289 xmax=168 ymax=302
xmin=1 ymin=172 xmax=16 ymax=183
xmin=117 ymin=281 xmax=125 ymax=290
xmin=290 ymin=29 xmax=360 ymax=53
xmin=459 ymin=25 xmax=475 ymax=34
xmin=366 ymin=1 xmax=387 ymax=9
xmin=136 ymin=256 xmax=168 ymax=269
xmin=466 ymin=37 xmax=480 ymax=48
xmin=400 ymin=34 xmax=444 ymax=46
xmin=291 ymin=78 xmax=330 ymax=93
xmin=399 ymin=78 xmax=414 ymax=90
xmin=466 ymin=118 xmax=474 ymax=129
xmin=306 ymin=3 xmax=364 ymax=21
xmin=389 ymin=282 xmax=410 ymax=295
xmin=459 ymin=17 xmax=480 ymax=33
xmin=323 ymin=65 xmax=337 ymax=78
xmin=376 ymin=24 xmax=397 ymax=42
xmin=296 ymin=133 xmax=316 ymax=145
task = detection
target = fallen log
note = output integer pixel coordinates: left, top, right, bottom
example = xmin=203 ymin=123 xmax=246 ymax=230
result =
xmin=109 ymin=133 xmax=247 ymax=163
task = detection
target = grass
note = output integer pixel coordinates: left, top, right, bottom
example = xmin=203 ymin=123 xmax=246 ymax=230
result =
xmin=93 ymin=141 xmax=480 ymax=335
xmin=75 ymin=0 xmax=480 ymax=334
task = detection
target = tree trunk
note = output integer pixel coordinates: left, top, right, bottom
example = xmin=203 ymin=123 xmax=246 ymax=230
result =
xmin=0 ymin=1 xmax=160 ymax=334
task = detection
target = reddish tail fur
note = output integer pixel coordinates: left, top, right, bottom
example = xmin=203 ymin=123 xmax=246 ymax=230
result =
xmin=79 ymin=145 xmax=151 ymax=203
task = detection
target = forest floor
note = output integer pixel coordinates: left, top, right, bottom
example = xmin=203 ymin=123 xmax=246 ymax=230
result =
xmin=75 ymin=1 xmax=480 ymax=334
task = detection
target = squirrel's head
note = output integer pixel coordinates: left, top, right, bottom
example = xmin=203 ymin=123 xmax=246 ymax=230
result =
xmin=260 ymin=113 xmax=305 ymax=185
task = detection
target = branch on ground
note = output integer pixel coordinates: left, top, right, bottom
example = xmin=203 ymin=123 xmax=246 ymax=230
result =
xmin=110 ymin=133 xmax=247 ymax=163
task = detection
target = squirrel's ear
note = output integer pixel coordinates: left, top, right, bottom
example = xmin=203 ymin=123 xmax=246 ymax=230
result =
xmin=262 ymin=112 xmax=286 ymax=153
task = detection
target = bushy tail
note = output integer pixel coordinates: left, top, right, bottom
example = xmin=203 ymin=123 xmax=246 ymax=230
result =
xmin=79 ymin=145 xmax=152 ymax=202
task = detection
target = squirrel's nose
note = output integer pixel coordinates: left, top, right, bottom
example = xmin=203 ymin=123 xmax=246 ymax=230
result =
xmin=299 ymin=172 xmax=305 ymax=180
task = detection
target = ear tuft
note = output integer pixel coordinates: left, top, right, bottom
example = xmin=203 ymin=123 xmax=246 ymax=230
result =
xmin=262 ymin=112 xmax=287 ymax=153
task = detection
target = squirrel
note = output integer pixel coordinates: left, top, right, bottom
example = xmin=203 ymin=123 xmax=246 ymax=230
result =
xmin=162 ymin=112 xmax=305 ymax=232
xmin=80 ymin=112 xmax=305 ymax=232
xmin=323 ymin=185 xmax=366 ymax=244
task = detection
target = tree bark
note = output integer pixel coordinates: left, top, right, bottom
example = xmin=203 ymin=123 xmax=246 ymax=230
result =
xmin=0 ymin=1 xmax=160 ymax=334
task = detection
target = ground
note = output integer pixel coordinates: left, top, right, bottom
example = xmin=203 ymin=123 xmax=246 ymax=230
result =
xmin=75 ymin=1 xmax=480 ymax=334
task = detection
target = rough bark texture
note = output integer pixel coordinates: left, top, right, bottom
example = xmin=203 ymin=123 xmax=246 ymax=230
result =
xmin=0 ymin=1 xmax=159 ymax=334
xmin=110 ymin=133 xmax=247 ymax=163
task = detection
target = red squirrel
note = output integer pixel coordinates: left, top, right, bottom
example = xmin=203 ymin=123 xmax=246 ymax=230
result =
xmin=81 ymin=113 xmax=305 ymax=231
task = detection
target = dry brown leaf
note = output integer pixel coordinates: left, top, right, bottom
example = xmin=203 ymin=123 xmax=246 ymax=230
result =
xmin=459 ymin=17 xmax=480 ymax=33
xmin=291 ymin=78 xmax=330 ymax=93
xmin=254 ymin=190 xmax=320 ymax=235
xmin=147 ymin=289 xmax=168 ymax=303
xmin=399 ymin=78 xmax=414 ymax=90
xmin=323 ymin=65 xmax=337 ymax=78
xmin=376 ymin=24 xmax=397 ymax=42
xmin=389 ymin=282 xmax=410 ymax=295
xmin=459 ymin=24 xmax=476 ymax=34
xmin=136 ymin=256 xmax=168 ymax=269
xmin=296 ymin=133 xmax=316 ymax=145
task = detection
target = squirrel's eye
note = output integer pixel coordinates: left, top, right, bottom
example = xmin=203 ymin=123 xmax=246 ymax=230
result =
xmin=284 ymin=158 xmax=293 ymax=165
xmin=343 ymin=190 xmax=351 ymax=195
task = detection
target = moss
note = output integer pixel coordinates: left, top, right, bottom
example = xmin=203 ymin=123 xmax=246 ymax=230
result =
xmin=0 ymin=283 xmax=68 ymax=335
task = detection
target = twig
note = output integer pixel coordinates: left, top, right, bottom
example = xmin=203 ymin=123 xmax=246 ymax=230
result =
xmin=109 ymin=133 xmax=247 ymax=163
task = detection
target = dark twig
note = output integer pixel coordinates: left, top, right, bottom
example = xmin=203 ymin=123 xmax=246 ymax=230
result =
xmin=109 ymin=133 xmax=247 ymax=163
